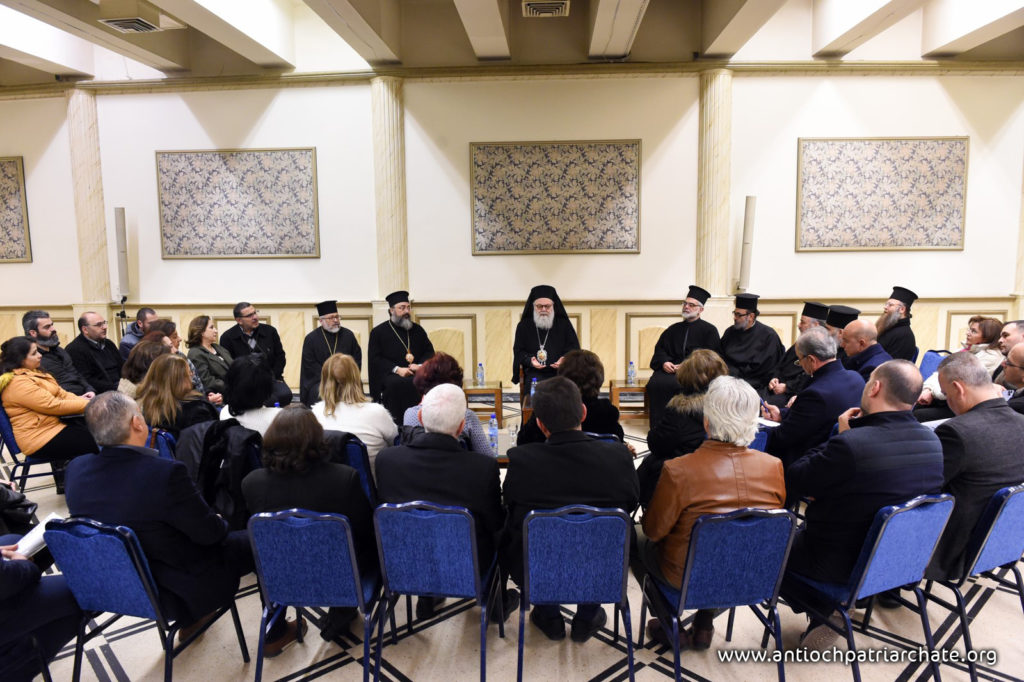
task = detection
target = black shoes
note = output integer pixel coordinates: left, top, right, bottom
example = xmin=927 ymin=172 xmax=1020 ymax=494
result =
xmin=415 ymin=595 xmax=447 ymax=620
xmin=490 ymin=588 xmax=520 ymax=624
xmin=530 ymin=608 xmax=566 ymax=641
xmin=570 ymin=608 xmax=607 ymax=643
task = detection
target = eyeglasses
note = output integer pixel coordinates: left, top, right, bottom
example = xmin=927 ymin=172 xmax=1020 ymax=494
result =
xmin=1003 ymin=359 xmax=1024 ymax=370
xmin=87 ymin=320 xmax=108 ymax=327
xmin=534 ymin=303 xmax=554 ymax=310
xmin=240 ymin=310 xmax=260 ymax=319
xmin=682 ymin=302 xmax=703 ymax=309
xmin=320 ymin=315 xmax=340 ymax=322
xmin=732 ymin=311 xmax=752 ymax=318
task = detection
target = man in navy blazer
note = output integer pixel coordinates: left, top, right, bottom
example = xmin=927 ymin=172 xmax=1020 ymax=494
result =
xmin=840 ymin=319 xmax=893 ymax=381
xmin=762 ymin=327 xmax=865 ymax=468
xmin=927 ymin=352 xmax=1024 ymax=581
xmin=64 ymin=392 xmax=253 ymax=627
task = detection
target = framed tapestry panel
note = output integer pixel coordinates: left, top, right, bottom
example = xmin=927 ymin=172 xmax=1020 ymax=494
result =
xmin=796 ymin=137 xmax=967 ymax=251
xmin=0 ymin=156 xmax=32 ymax=263
xmin=470 ymin=140 xmax=640 ymax=255
xmin=156 ymin=148 xmax=319 ymax=259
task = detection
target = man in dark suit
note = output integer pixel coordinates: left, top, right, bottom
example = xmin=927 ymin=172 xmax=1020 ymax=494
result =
xmin=762 ymin=327 xmax=865 ymax=468
xmin=927 ymin=352 xmax=1024 ymax=581
xmin=782 ymin=360 xmax=944 ymax=648
xmin=219 ymin=302 xmax=292 ymax=406
xmin=502 ymin=377 xmax=639 ymax=643
xmin=65 ymin=311 xmax=123 ymax=394
xmin=376 ymin=383 xmax=514 ymax=619
xmin=994 ymin=321 xmax=1024 ymax=386
xmin=64 ymin=392 xmax=300 ymax=653
xmin=1001 ymin=342 xmax=1024 ymax=414
xmin=840 ymin=319 xmax=893 ymax=381
xmin=23 ymin=310 xmax=95 ymax=397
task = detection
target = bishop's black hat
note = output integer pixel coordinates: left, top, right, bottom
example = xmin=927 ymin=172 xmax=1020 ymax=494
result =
xmin=316 ymin=300 xmax=338 ymax=316
xmin=827 ymin=305 xmax=860 ymax=329
xmin=889 ymin=286 xmax=918 ymax=308
xmin=734 ymin=293 xmax=759 ymax=313
xmin=386 ymin=291 xmax=410 ymax=307
xmin=801 ymin=301 xmax=829 ymax=320
xmin=686 ymin=285 xmax=711 ymax=305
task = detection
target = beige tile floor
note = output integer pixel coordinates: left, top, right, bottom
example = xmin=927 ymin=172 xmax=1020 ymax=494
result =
xmin=10 ymin=402 xmax=1024 ymax=681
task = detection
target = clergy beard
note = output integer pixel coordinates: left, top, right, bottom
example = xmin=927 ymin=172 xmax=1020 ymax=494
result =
xmin=34 ymin=333 xmax=60 ymax=348
xmin=732 ymin=320 xmax=748 ymax=331
xmin=321 ymin=321 xmax=341 ymax=333
xmin=390 ymin=313 xmax=413 ymax=330
xmin=533 ymin=311 xmax=554 ymax=330
xmin=682 ymin=310 xmax=699 ymax=322
xmin=876 ymin=309 xmax=900 ymax=335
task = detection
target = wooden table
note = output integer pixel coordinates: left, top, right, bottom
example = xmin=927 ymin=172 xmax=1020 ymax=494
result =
xmin=465 ymin=381 xmax=503 ymax=427
xmin=610 ymin=378 xmax=649 ymax=421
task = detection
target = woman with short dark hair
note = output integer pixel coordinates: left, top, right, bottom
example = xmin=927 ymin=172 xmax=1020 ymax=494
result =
xmin=402 ymin=352 xmax=489 ymax=453
xmin=220 ymin=354 xmax=281 ymax=435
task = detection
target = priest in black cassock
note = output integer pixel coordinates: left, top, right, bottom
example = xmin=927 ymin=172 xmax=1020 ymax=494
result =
xmin=877 ymin=285 xmax=918 ymax=361
xmin=765 ymin=301 xmax=828 ymax=408
xmin=646 ymin=284 xmax=722 ymax=426
xmin=368 ymin=291 xmax=435 ymax=422
xmin=825 ymin=304 xmax=860 ymax=367
xmin=512 ymin=285 xmax=580 ymax=387
xmin=299 ymin=300 xmax=362 ymax=406
xmin=720 ymin=293 xmax=785 ymax=393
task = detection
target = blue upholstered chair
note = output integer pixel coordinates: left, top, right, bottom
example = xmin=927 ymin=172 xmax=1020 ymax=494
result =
xmin=583 ymin=432 xmax=622 ymax=443
xmin=324 ymin=430 xmax=377 ymax=506
xmin=519 ymin=505 xmax=634 ymax=682
xmin=147 ymin=427 xmax=177 ymax=461
xmin=248 ymin=509 xmax=383 ymax=682
xmin=749 ymin=429 xmax=770 ymax=453
xmin=785 ymin=494 xmax=954 ymax=682
xmin=638 ymin=508 xmax=797 ymax=682
xmin=919 ymin=484 xmax=1024 ymax=681
xmin=43 ymin=518 xmax=249 ymax=682
xmin=918 ymin=350 xmax=951 ymax=381
xmin=0 ymin=403 xmax=54 ymax=491
xmin=374 ymin=501 xmax=505 ymax=682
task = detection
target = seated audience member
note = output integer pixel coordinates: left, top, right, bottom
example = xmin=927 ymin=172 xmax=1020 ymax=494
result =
xmin=915 ymin=315 xmax=1003 ymax=422
xmin=636 ymin=376 xmax=785 ymax=651
xmin=300 ymin=300 xmax=362 ymax=407
xmin=219 ymin=302 xmax=292 ymax=407
xmin=993 ymin=320 xmax=1024 ymax=386
xmin=118 ymin=340 xmax=172 ymax=398
xmin=148 ymin=319 xmax=206 ymax=397
xmin=119 ymin=307 xmax=159 ymax=360
xmin=782 ymin=360 xmax=944 ymax=648
xmin=242 ymin=405 xmax=373 ymax=642
xmin=311 ymin=354 xmax=397 ymax=470
xmin=926 ymin=352 xmax=1024 ymax=581
xmin=1000 ymin=342 xmax=1024 ymax=414
xmin=517 ymin=349 xmax=623 ymax=447
xmin=65 ymin=311 xmax=123 ymax=394
xmin=23 ymin=310 xmax=94 ymax=397
xmin=377 ymin=383 xmax=514 ymax=620
xmin=645 ymin=285 xmax=720 ymax=426
xmin=719 ymin=293 xmax=784 ymax=393
xmin=876 ymin=286 xmax=918 ymax=362
xmin=136 ymin=355 xmax=218 ymax=439
xmin=220 ymin=355 xmax=282 ymax=436
xmin=403 ymin=352 xmax=489 ymax=454
xmin=840 ymin=318 xmax=892 ymax=381
xmin=766 ymin=302 xmax=828 ymax=408
xmin=0 ymin=337 xmax=96 ymax=491
xmin=762 ymin=327 xmax=865 ymax=468
xmin=186 ymin=315 xmax=233 ymax=397
xmin=638 ymin=349 xmax=728 ymax=506
xmin=0 ymin=533 xmax=82 ymax=682
xmin=824 ymin=305 xmax=859 ymax=365
xmin=502 ymin=377 xmax=639 ymax=643
xmin=65 ymin=393 xmax=284 ymax=644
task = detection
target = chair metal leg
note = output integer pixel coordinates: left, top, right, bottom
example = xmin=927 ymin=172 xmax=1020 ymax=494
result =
xmin=861 ymin=595 xmax=875 ymax=632
xmin=516 ymin=602 xmax=527 ymax=682
xmin=725 ymin=606 xmax=736 ymax=642
xmin=915 ymin=586 xmax=943 ymax=682
xmin=613 ymin=604 xmax=620 ymax=643
xmin=375 ymin=601 xmax=387 ymax=682
xmin=254 ymin=604 xmax=282 ymax=682
xmin=162 ymin=627 xmax=175 ymax=682
xmin=950 ymin=585 xmax=974 ymax=681
xmin=479 ymin=600 xmax=488 ymax=682
xmin=362 ymin=610 xmax=374 ymax=682
xmin=621 ymin=599 xmax=635 ymax=682
xmin=637 ymin=591 xmax=648 ymax=648
xmin=405 ymin=594 xmax=414 ymax=635
xmin=839 ymin=610 xmax=861 ymax=682
xmin=1011 ymin=564 xmax=1024 ymax=615
xmin=771 ymin=606 xmax=785 ymax=682
xmin=669 ymin=615 xmax=682 ymax=682
xmin=228 ymin=603 xmax=250 ymax=662
xmin=71 ymin=616 xmax=89 ymax=682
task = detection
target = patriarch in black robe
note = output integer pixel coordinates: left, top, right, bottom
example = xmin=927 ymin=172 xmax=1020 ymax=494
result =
xmin=512 ymin=285 xmax=580 ymax=386
xmin=300 ymin=300 xmax=362 ymax=406
xmin=877 ymin=286 xmax=918 ymax=361
xmin=646 ymin=284 xmax=721 ymax=425
xmin=720 ymin=293 xmax=784 ymax=392
xmin=368 ymin=291 xmax=435 ymax=422
xmin=765 ymin=301 xmax=828 ymax=407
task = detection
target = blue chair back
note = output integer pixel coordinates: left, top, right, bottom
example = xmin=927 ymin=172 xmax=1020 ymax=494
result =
xmin=44 ymin=518 xmax=162 ymax=623
xmin=750 ymin=430 xmax=769 ymax=452
xmin=964 ymin=484 xmax=1024 ymax=578
xmin=918 ymin=350 xmax=950 ymax=381
xmin=0 ymin=403 xmax=22 ymax=456
xmin=148 ymin=428 xmax=177 ymax=461
xmin=249 ymin=509 xmax=369 ymax=610
xmin=524 ymin=505 xmax=630 ymax=606
xmin=850 ymin=494 xmax=954 ymax=601
xmin=345 ymin=438 xmax=377 ymax=505
xmin=675 ymin=508 xmax=797 ymax=612
xmin=375 ymin=502 xmax=483 ymax=600
xmin=583 ymin=432 xmax=621 ymax=443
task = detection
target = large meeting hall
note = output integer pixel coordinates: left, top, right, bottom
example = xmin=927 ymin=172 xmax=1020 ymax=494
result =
xmin=1 ymin=0 xmax=1023 ymax=680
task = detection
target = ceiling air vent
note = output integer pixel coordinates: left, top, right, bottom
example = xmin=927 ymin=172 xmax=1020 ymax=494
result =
xmin=98 ymin=0 xmax=163 ymax=33
xmin=522 ymin=1 xmax=570 ymax=18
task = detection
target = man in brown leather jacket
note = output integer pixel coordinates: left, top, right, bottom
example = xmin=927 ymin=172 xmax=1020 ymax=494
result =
xmin=636 ymin=375 xmax=785 ymax=650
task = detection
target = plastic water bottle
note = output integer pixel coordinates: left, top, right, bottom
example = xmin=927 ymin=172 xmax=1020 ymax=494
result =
xmin=530 ymin=377 xmax=538 ymax=396
xmin=488 ymin=413 xmax=499 ymax=457
xmin=476 ymin=362 xmax=485 ymax=386
xmin=627 ymin=361 xmax=636 ymax=386
xmin=508 ymin=421 xmax=519 ymax=444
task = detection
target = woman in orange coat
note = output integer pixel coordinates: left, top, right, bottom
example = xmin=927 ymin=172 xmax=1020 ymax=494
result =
xmin=0 ymin=337 xmax=97 ymax=490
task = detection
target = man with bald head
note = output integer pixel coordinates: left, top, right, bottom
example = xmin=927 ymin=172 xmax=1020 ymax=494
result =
xmin=1000 ymin=342 xmax=1024 ymax=414
xmin=992 ymin=320 xmax=1024 ymax=386
xmin=65 ymin=311 xmax=124 ymax=394
xmin=841 ymin=319 xmax=892 ymax=381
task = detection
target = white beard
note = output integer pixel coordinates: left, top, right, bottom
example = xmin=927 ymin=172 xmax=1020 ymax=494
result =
xmin=321 ymin=321 xmax=341 ymax=333
xmin=391 ymin=314 xmax=413 ymax=330
xmin=682 ymin=310 xmax=699 ymax=322
xmin=534 ymin=311 xmax=554 ymax=330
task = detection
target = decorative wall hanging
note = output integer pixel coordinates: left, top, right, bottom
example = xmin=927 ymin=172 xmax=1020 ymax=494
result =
xmin=0 ymin=157 xmax=32 ymax=263
xmin=471 ymin=140 xmax=640 ymax=254
xmin=156 ymin=148 xmax=319 ymax=259
xmin=796 ymin=137 xmax=967 ymax=251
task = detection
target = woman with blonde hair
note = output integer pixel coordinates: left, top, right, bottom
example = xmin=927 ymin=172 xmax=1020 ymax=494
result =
xmin=136 ymin=354 xmax=218 ymax=438
xmin=311 ymin=354 xmax=397 ymax=468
